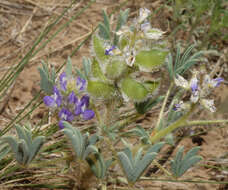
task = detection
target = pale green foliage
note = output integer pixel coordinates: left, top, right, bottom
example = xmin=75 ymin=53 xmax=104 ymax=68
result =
xmin=86 ymin=153 xmax=112 ymax=179
xmin=0 ymin=124 xmax=45 ymax=165
xmin=171 ymin=146 xmax=202 ymax=178
xmin=62 ymin=121 xmax=111 ymax=179
xmin=0 ymin=144 xmax=10 ymax=161
xmin=118 ymin=142 xmax=164 ymax=183
xmin=38 ymin=61 xmax=56 ymax=95
xmin=166 ymin=44 xmax=205 ymax=79
xmin=62 ymin=121 xmax=100 ymax=160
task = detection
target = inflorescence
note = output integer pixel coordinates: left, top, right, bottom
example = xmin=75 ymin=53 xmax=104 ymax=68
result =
xmin=43 ymin=72 xmax=94 ymax=129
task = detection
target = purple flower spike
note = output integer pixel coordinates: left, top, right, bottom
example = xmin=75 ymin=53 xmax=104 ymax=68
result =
xmin=213 ymin=77 xmax=224 ymax=87
xmin=43 ymin=96 xmax=56 ymax=107
xmin=58 ymin=108 xmax=74 ymax=129
xmin=43 ymin=86 xmax=62 ymax=108
xmin=82 ymin=109 xmax=95 ymax=120
xmin=53 ymin=86 xmax=62 ymax=107
xmin=74 ymin=95 xmax=94 ymax=120
xmin=60 ymin=72 xmax=67 ymax=91
xmin=68 ymin=91 xmax=78 ymax=104
xmin=80 ymin=95 xmax=90 ymax=107
xmin=105 ymin=45 xmax=116 ymax=55
xmin=76 ymin=77 xmax=86 ymax=91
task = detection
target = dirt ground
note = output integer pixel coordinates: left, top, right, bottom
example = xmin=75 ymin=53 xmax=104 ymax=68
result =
xmin=0 ymin=0 xmax=228 ymax=189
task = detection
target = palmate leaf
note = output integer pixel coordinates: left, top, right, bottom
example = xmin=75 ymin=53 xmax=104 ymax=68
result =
xmin=166 ymin=44 xmax=205 ymax=79
xmin=118 ymin=144 xmax=161 ymax=183
xmin=1 ymin=125 xmax=45 ymax=165
xmin=171 ymin=146 xmax=202 ymax=178
xmin=62 ymin=122 xmax=100 ymax=160
xmin=27 ymin=136 xmax=45 ymax=164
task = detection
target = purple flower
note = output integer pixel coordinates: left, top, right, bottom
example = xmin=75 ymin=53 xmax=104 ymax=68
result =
xmin=213 ymin=77 xmax=224 ymax=87
xmin=190 ymin=77 xmax=198 ymax=93
xmin=68 ymin=91 xmax=78 ymax=104
xmin=43 ymin=86 xmax=62 ymax=108
xmin=76 ymin=77 xmax=86 ymax=91
xmin=58 ymin=108 xmax=74 ymax=129
xmin=74 ymin=95 xmax=94 ymax=120
xmin=105 ymin=45 xmax=116 ymax=55
xmin=59 ymin=72 xmax=67 ymax=91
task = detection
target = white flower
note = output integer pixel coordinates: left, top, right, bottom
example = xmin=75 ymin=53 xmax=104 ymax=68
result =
xmin=203 ymin=75 xmax=224 ymax=88
xmin=116 ymin=26 xmax=132 ymax=36
xmin=123 ymin=46 xmax=136 ymax=67
xmin=200 ymin=99 xmax=216 ymax=112
xmin=138 ymin=8 xmax=151 ymax=23
xmin=174 ymin=74 xmax=190 ymax=89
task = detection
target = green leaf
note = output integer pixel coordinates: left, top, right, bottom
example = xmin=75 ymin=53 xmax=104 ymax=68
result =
xmin=83 ymin=145 xmax=99 ymax=160
xmin=0 ymin=144 xmax=10 ymax=161
xmin=86 ymin=153 xmax=107 ymax=179
xmin=179 ymin=156 xmax=202 ymax=177
xmin=133 ymin=152 xmax=157 ymax=182
xmin=66 ymin=56 xmax=73 ymax=78
xmin=1 ymin=136 xmax=18 ymax=156
xmin=116 ymin=9 xmax=130 ymax=31
xmin=18 ymin=140 xmax=29 ymax=165
xmin=38 ymin=67 xmax=53 ymax=95
xmin=105 ymin=59 xmax=127 ymax=80
xmin=147 ymin=142 xmax=165 ymax=154
xmin=135 ymin=49 xmax=168 ymax=72
xmin=28 ymin=136 xmax=45 ymax=164
xmin=91 ymin=58 xmax=107 ymax=81
xmin=82 ymin=57 xmax=91 ymax=79
xmin=135 ymin=95 xmax=164 ymax=114
xmin=120 ymin=78 xmax=148 ymax=102
xmin=143 ymin=80 xmax=160 ymax=93
xmin=118 ymin=151 xmax=134 ymax=181
xmin=103 ymin=10 xmax=110 ymax=32
xmin=87 ymin=80 xmax=115 ymax=99
xmin=114 ymin=9 xmax=130 ymax=45
xmin=92 ymin=35 xmax=109 ymax=63
xmin=98 ymin=23 xmax=110 ymax=40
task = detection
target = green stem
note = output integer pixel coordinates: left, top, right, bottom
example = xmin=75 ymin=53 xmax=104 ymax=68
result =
xmin=155 ymin=83 xmax=174 ymax=131
xmin=150 ymin=105 xmax=195 ymax=144
xmin=185 ymin=119 xmax=228 ymax=127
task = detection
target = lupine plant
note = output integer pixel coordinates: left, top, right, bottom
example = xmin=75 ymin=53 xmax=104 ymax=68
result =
xmin=1 ymin=6 xmax=228 ymax=189
xmin=36 ymin=8 xmax=228 ymax=188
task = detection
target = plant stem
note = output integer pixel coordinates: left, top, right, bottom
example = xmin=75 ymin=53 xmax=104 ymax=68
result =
xmin=150 ymin=105 xmax=195 ymax=144
xmin=154 ymin=83 xmax=174 ymax=131
xmin=152 ymin=160 xmax=173 ymax=178
xmin=185 ymin=119 xmax=228 ymax=127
